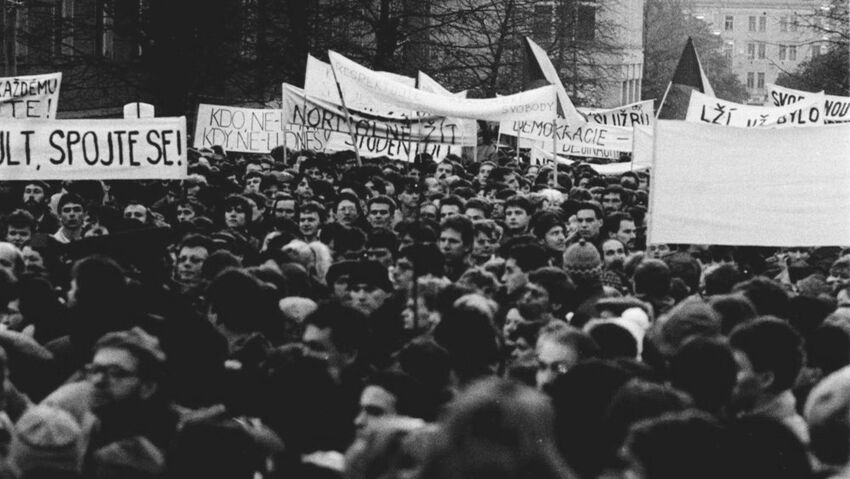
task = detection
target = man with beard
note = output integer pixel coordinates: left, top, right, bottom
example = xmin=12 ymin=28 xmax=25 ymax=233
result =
xmin=604 ymin=212 xmax=637 ymax=253
xmin=21 ymin=181 xmax=59 ymax=233
xmin=83 ymin=328 xmax=179 ymax=451
xmin=52 ymin=193 xmax=85 ymax=244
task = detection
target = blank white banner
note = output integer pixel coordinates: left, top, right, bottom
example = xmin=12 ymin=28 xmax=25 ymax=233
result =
xmin=649 ymin=120 xmax=850 ymax=246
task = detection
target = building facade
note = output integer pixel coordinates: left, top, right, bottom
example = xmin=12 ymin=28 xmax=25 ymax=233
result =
xmin=683 ymin=0 xmax=829 ymax=104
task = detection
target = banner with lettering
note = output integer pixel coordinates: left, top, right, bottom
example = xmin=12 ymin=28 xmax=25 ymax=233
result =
xmin=766 ymin=83 xmax=850 ymax=124
xmin=580 ymin=100 xmax=654 ymax=127
xmin=194 ymin=104 xmax=287 ymax=153
xmin=0 ymin=73 xmax=62 ymax=119
xmin=329 ymin=51 xmax=558 ymax=122
xmin=283 ymin=84 xmax=462 ymax=161
xmin=0 ymin=117 xmax=187 ymax=180
xmin=500 ymin=118 xmax=634 ymax=154
xmin=686 ymin=90 xmax=825 ymax=128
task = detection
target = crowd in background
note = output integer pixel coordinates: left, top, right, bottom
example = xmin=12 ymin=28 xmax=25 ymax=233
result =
xmin=0 ymin=144 xmax=848 ymax=478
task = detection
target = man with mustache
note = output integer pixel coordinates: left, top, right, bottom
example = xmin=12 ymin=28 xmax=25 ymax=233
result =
xmin=21 ymin=181 xmax=59 ymax=234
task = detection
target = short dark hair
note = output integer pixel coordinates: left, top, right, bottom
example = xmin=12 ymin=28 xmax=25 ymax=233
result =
xmin=299 ymin=201 xmax=327 ymax=223
xmin=304 ymin=300 xmax=369 ymax=355
xmin=367 ymin=195 xmax=397 ymax=214
xmin=399 ymin=243 xmax=444 ymax=277
xmin=507 ymin=243 xmax=550 ymax=272
xmin=58 ymin=193 xmax=85 ymax=212
xmin=464 ymin=198 xmax=492 ymax=217
xmin=504 ymin=195 xmax=533 ymax=215
xmin=207 ymin=268 xmax=268 ymax=333
xmin=440 ymin=215 xmax=474 ymax=246
xmin=603 ymin=212 xmax=634 ymax=237
xmin=5 ymin=209 xmax=36 ymax=231
xmin=439 ymin=195 xmax=465 ymax=213
xmin=576 ymin=201 xmax=602 ymax=220
xmin=178 ymin=234 xmax=214 ymax=253
xmin=364 ymin=370 xmax=426 ymax=419
xmin=732 ymin=277 xmax=790 ymax=319
xmin=729 ymin=317 xmax=804 ymax=393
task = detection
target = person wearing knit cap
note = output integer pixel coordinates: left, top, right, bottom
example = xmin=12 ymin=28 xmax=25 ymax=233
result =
xmin=562 ymin=239 xmax=606 ymax=328
xmin=8 ymin=405 xmax=87 ymax=476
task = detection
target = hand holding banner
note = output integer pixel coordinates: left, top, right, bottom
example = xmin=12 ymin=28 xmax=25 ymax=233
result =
xmin=329 ymin=51 xmax=557 ymax=122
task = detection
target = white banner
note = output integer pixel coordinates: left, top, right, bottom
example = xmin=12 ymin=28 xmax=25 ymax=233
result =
xmin=686 ymin=90 xmax=825 ymax=128
xmin=417 ymin=72 xmax=467 ymax=98
xmin=124 ymin=102 xmax=155 ymax=119
xmin=650 ymin=120 xmax=850 ymax=246
xmin=500 ymin=118 xmax=633 ymax=153
xmin=0 ymin=73 xmax=62 ymax=119
xmin=580 ymin=100 xmax=654 ymax=127
xmin=766 ymin=83 xmax=850 ymax=124
xmin=0 ymin=117 xmax=187 ymax=180
xmin=632 ymin=125 xmax=654 ymax=170
xmin=283 ymin=84 xmax=462 ymax=162
xmin=194 ymin=104 xmax=286 ymax=153
xmin=306 ymin=54 xmax=416 ymax=118
xmin=329 ymin=51 xmax=558 ymax=122
xmin=520 ymin=136 xmax=620 ymax=160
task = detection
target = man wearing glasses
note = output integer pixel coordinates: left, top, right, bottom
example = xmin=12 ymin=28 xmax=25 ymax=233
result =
xmin=51 ymin=193 xmax=85 ymax=244
xmin=83 ymin=327 xmax=178 ymax=450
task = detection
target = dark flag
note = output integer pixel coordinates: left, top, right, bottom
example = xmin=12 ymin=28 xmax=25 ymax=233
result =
xmin=657 ymin=37 xmax=716 ymax=120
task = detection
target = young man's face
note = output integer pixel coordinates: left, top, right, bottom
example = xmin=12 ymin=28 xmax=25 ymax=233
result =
xmin=614 ymin=220 xmax=637 ymax=251
xmin=368 ymin=202 xmax=392 ymax=230
xmin=225 ymin=206 xmax=248 ymax=228
xmin=502 ymin=258 xmax=527 ymax=295
xmin=175 ymin=246 xmax=209 ymax=284
xmin=473 ymin=232 xmax=497 ymax=261
xmin=436 ymin=163 xmax=453 ymax=180
xmin=60 ymin=203 xmax=84 ymax=230
xmin=439 ymin=204 xmax=461 ymax=222
xmin=478 ymin=164 xmax=493 ymax=185
xmin=6 ymin=226 xmax=32 ymax=249
xmin=349 ymin=282 xmax=389 ymax=316
xmin=576 ymin=209 xmax=600 ymax=239
xmin=274 ymin=199 xmax=297 ymax=221
xmin=465 ymin=208 xmax=486 ymax=222
xmin=439 ymin=228 xmax=467 ymax=262
xmin=504 ymin=174 xmax=520 ymax=191
xmin=86 ymin=347 xmax=153 ymax=410
xmin=353 ymin=385 xmax=398 ymax=437
xmin=176 ymin=205 xmax=197 ymax=224
xmin=505 ymin=206 xmax=530 ymax=232
xmin=245 ymin=176 xmax=262 ymax=193
xmin=336 ymin=200 xmax=359 ymax=226
xmin=602 ymin=193 xmax=623 ymax=213
xmin=299 ymin=212 xmax=321 ymax=238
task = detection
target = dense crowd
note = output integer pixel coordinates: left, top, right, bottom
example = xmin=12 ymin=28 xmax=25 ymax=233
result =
xmin=0 ymin=144 xmax=848 ymax=478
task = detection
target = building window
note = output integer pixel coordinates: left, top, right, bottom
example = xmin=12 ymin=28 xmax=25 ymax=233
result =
xmin=747 ymin=72 xmax=754 ymax=89
xmin=780 ymin=16 xmax=788 ymax=32
xmin=533 ymin=4 xmax=553 ymax=41
xmin=96 ymin=0 xmax=114 ymax=59
xmin=749 ymin=16 xmax=756 ymax=31
xmin=622 ymin=81 xmax=628 ymax=105
xmin=779 ymin=45 xmax=787 ymax=60
xmin=789 ymin=45 xmax=797 ymax=60
xmin=747 ymin=43 xmax=755 ymax=60
xmin=59 ymin=0 xmax=75 ymax=57
xmin=758 ymin=42 xmax=766 ymax=59
xmin=812 ymin=45 xmax=822 ymax=57
xmin=724 ymin=41 xmax=734 ymax=60
xmin=757 ymin=72 xmax=765 ymax=89
xmin=790 ymin=16 xmax=798 ymax=31
xmin=759 ymin=16 xmax=766 ymax=32
xmin=575 ymin=4 xmax=596 ymax=41
xmin=725 ymin=15 xmax=734 ymax=31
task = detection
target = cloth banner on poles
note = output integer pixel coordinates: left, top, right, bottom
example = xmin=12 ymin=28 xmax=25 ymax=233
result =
xmin=194 ymin=104 xmax=287 ymax=154
xmin=579 ymin=100 xmax=655 ymax=127
xmin=686 ymin=90 xmax=825 ymax=128
xmin=417 ymin=72 xmax=467 ymax=98
xmin=0 ymin=117 xmax=187 ymax=180
xmin=632 ymin=125 xmax=654 ymax=170
xmin=282 ymin=84 xmax=461 ymax=162
xmin=306 ymin=54 xmax=416 ymax=118
xmin=0 ymin=73 xmax=62 ymax=119
xmin=329 ymin=51 xmax=557 ymax=122
xmin=500 ymin=118 xmax=633 ymax=153
xmin=649 ymin=120 xmax=850 ymax=246
xmin=766 ymin=83 xmax=850 ymax=124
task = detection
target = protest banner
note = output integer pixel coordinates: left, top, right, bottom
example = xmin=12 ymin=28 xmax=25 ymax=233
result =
xmin=766 ymin=83 xmax=850 ymax=124
xmin=417 ymin=72 xmax=467 ymax=98
xmin=520 ymin=136 xmax=620 ymax=160
xmin=283 ymin=84 xmax=476 ymax=146
xmin=580 ymin=100 xmax=654 ymax=127
xmin=501 ymin=118 xmax=633 ymax=154
xmin=632 ymin=125 xmax=653 ymax=170
xmin=0 ymin=117 xmax=187 ymax=180
xmin=649 ymin=120 xmax=850 ymax=246
xmin=329 ymin=51 xmax=558 ymax=122
xmin=194 ymin=104 xmax=286 ymax=154
xmin=306 ymin=54 xmax=416 ymax=118
xmin=283 ymin=84 xmax=462 ymax=161
xmin=685 ymin=90 xmax=825 ymax=128
xmin=524 ymin=38 xmax=585 ymax=125
xmin=124 ymin=102 xmax=155 ymax=119
xmin=0 ymin=73 xmax=61 ymax=119
xmin=531 ymin=146 xmax=646 ymax=173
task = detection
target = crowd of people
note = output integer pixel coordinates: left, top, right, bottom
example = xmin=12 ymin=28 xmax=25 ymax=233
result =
xmin=0 ymin=144 xmax=848 ymax=478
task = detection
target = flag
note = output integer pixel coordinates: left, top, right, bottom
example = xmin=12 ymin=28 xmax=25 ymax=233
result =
xmin=658 ymin=37 xmax=716 ymax=120
xmin=524 ymin=37 xmax=586 ymax=125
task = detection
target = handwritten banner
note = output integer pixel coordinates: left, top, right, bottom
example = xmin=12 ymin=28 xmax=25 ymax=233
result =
xmin=194 ymin=104 xmax=286 ymax=153
xmin=283 ymin=83 xmax=476 ymax=146
xmin=0 ymin=73 xmax=61 ymax=119
xmin=580 ymin=100 xmax=654 ymax=127
xmin=766 ymin=83 xmax=850 ymax=124
xmin=284 ymin=125 xmax=459 ymax=162
xmin=499 ymin=118 xmax=633 ymax=153
xmin=686 ymin=90 xmax=825 ymax=128
xmin=329 ymin=51 xmax=557 ymax=122
xmin=0 ymin=117 xmax=187 ymax=180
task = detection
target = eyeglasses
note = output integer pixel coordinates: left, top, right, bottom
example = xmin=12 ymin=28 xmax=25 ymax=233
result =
xmin=83 ymin=364 xmax=139 ymax=381
xmin=537 ymin=359 xmax=571 ymax=376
